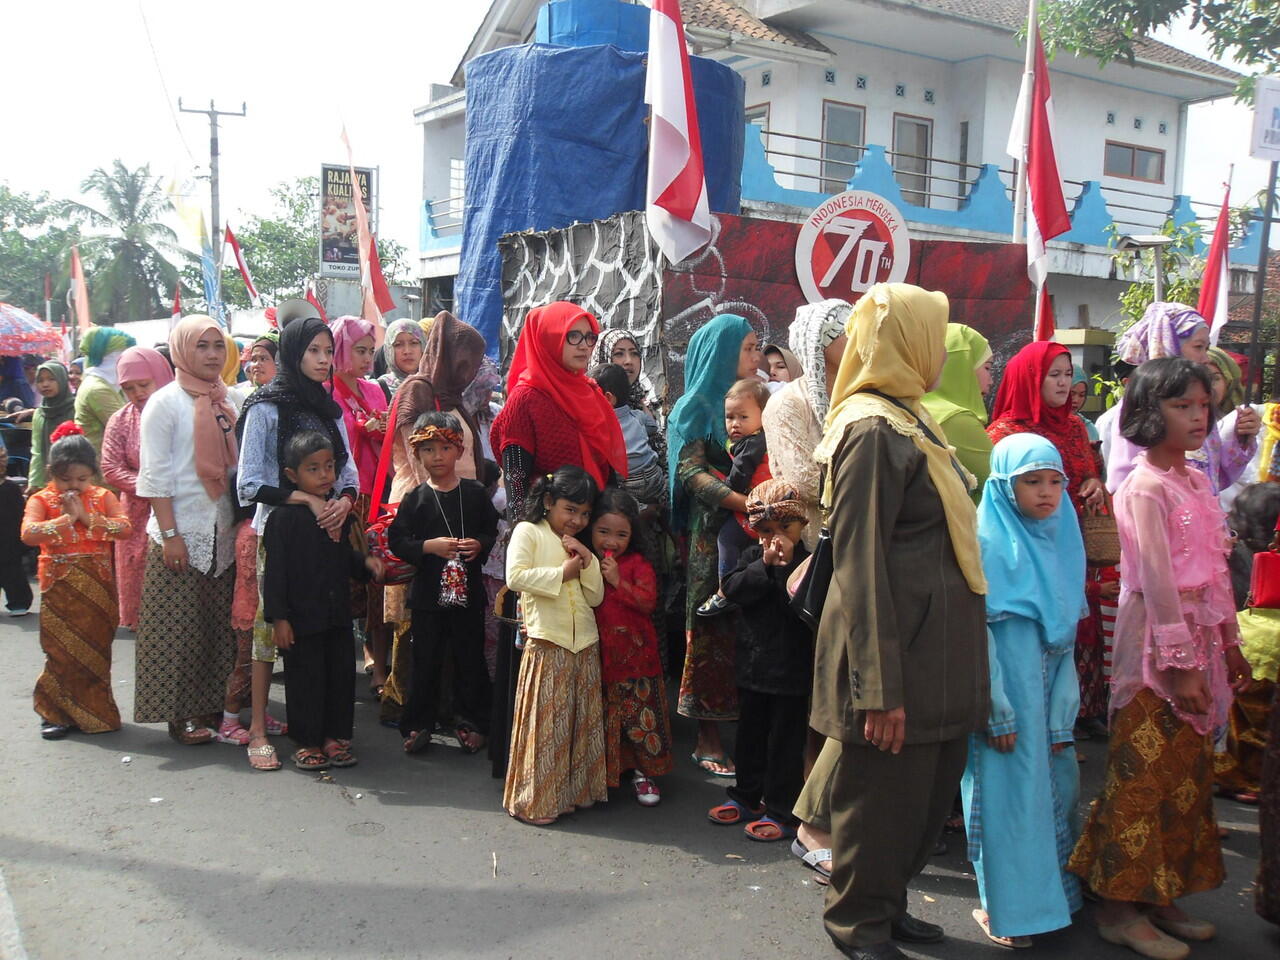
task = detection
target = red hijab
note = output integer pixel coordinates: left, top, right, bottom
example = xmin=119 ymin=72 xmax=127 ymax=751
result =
xmin=990 ymin=341 xmax=1075 ymax=433
xmin=502 ymin=302 xmax=627 ymax=487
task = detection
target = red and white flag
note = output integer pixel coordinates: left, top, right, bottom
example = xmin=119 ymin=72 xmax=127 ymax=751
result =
xmin=170 ymin=286 xmax=182 ymax=326
xmin=1198 ymin=184 xmax=1232 ymax=343
xmin=367 ymin=235 xmax=397 ymax=315
xmin=224 ymin=225 xmax=261 ymax=306
xmin=305 ymin=281 xmax=328 ymax=325
xmin=1008 ymin=28 xmax=1070 ymax=341
xmin=644 ymin=0 xmax=711 ymax=265
xmin=69 ymin=246 xmax=91 ymax=333
xmin=340 ymin=127 xmax=385 ymax=326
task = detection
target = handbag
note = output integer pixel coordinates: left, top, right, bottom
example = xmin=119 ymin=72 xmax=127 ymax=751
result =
xmin=1249 ymin=546 xmax=1280 ymax=608
xmin=788 ymin=526 xmax=833 ymax=630
xmin=1081 ymin=494 xmax=1121 ymax=567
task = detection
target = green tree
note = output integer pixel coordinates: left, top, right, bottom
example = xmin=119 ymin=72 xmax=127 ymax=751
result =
xmin=1040 ymin=1 xmax=1278 ymax=98
xmin=0 ymin=185 xmax=81 ymax=316
xmin=62 ymin=161 xmax=186 ymax=324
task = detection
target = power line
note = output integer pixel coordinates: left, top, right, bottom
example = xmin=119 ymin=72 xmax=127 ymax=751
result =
xmin=137 ymin=1 xmax=197 ymax=165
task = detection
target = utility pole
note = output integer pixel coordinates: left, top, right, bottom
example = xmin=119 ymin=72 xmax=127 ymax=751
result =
xmin=178 ymin=98 xmax=246 ymax=266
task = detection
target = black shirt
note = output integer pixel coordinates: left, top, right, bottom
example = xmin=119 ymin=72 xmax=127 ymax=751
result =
xmin=721 ymin=541 xmax=813 ymax=696
xmin=0 ymin=477 xmax=24 ymax=559
xmin=387 ymin=479 xmax=498 ymax=611
xmin=727 ymin=431 xmax=768 ymax=494
xmin=263 ymin=505 xmax=369 ymax=636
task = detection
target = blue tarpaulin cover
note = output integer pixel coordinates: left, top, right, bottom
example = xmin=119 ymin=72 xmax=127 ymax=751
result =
xmin=455 ymin=42 xmax=744 ymax=356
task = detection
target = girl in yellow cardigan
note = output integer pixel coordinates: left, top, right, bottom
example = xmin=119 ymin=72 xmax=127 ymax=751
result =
xmin=503 ymin=466 xmax=606 ymax=825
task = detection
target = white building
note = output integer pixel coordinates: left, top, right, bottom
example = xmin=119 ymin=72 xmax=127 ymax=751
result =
xmin=416 ymin=0 xmax=1255 ymax=330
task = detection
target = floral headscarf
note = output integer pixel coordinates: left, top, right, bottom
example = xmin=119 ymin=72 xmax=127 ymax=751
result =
xmin=379 ymin=317 xmax=428 ymax=393
xmin=1116 ymin=302 xmax=1207 ymax=364
xmin=788 ymin=299 xmax=851 ymax=424
xmin=593 ymin=327 xmax=656 ymax=410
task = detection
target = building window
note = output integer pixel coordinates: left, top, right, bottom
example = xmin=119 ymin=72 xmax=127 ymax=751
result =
xmin=958 ymin=120 xmax=970 ymax=199
xmin=824 ymin=69 xmax=836 ymax=84
xmin=745 ymin=103 xmax=769 ymax=125
xmin=1158 ymin=120 xmax=1168 ymax=135
xmin=924 ymin=89 xmax=935 ymax=104
xmin=1104 ymin=140 xmax=1165 ymax=183
xmin=895 ymin=83 xmax=906 ymax=97
xmin=1133 ymin=116 xmax=1143 ymax=131
xmin=856 ymin=75 xmax=867 ymax=90
xmin=761 ymin=70 xmax=772 ymax=87
xmin=448 ymin=158 xmax=465 ymax=219
xmin=893 ymin=113 xmax=932 ymax=205
xmin=821 ymin=100 xmax=866 ymax=194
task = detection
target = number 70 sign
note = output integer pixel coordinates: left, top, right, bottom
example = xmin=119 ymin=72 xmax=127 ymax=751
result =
xmin=794 ymin=190 xmax=911 ymax=303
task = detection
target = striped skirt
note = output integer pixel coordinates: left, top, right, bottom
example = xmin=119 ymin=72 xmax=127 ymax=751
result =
xmin=503 ymin=637 xmax=607 ymax=821
xmin=34 ymin=560 xmax=121 ymax=732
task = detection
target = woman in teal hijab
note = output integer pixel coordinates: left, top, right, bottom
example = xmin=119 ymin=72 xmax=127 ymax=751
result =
xmin=667 ymin=313 xmax=761 ymax=776
xmin=961 ymin=433 xmax=1086 ymax=947
xmin=921 ymin=323 xmax=994 ymax=502
xmin=1068 ymin=368 xmax=1100 ymax=445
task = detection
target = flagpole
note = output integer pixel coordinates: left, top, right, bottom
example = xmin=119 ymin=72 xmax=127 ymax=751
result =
xmin=1011 ymin=0 xmax=1037 ymax=242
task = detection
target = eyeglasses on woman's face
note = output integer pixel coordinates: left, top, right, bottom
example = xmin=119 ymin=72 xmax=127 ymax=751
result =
xmin=564 ymin=330 xmax=600 ymax=347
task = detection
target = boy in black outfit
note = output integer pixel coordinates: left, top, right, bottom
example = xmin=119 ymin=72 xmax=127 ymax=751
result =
xmin=709 ymin=478 xmax=812 ymax=842
xmin=264 ymin=431 xmax=382 ymax=771
xmin=388 ymin=411 xmax=499 ymax=755
xmin=0 ymin=437 xmax=32 ymax=615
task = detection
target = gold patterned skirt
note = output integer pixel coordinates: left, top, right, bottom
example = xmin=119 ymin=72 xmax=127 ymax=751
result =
xmin=34 ymin=560 xmax=121 ymax=732
xmin=503 ymin=637 xmax=607 ymax=821
xmin=1068 ymin=688 xmax=1224 ymax=905
xmin=1214 ymin=679 xmax=1274 ymax=796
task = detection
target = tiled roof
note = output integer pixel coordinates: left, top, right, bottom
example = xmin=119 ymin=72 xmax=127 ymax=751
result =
xmin=888 ymin=0 xmax=1242 ymax=83
xmin=683 ymin=0 xmax=831 ymax=53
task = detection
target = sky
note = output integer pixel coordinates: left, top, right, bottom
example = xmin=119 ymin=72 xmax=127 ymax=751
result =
xmin=0 ymin=2 xmax=1271 ymax=266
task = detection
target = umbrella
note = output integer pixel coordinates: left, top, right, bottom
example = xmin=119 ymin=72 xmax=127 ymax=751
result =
xmin=0 ymin=303 xmax=65 ymax=356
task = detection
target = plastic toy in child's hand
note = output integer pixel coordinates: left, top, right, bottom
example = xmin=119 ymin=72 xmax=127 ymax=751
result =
xmin=603 ymin=549 xmax=614 ymax=559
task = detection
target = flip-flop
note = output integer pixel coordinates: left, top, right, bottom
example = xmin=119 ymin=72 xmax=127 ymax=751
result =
xmin=403 ymin=729 xmax=432 ymax=754
xmin=790 ymin=837 xmax=831 ymax=884
xmin=744 ymin=816 xmax=796 ymax=842
xmin=246 ymin=742 xmax=281 ymax=771
xmin=707 ymin=799 xmax=764 ymax=825
xmin=690 ymin=752 xmax=736 ymax=778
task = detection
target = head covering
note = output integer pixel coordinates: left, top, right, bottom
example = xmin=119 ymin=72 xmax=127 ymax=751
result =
xmin=116 ymin=346 xmax=174 ymax=392
xmin=381 ymin=317 xmax=427 ymax=385
xmin=788 ymin=299 xmax=852 ymax=424
xmin=494 ymin=302 xmax=626 ymax=489
xmin=250 ymin=331 xmax=280 ymax=359
xmin=922 ymin=323 xmax=991 ymax=427
xmin=1116 ymin=302 xmax=1207 ymax=364
xmin=34 ymin=360 xmax=76 ymax=455
xmin=80 ymin=326 xmax=136 ymax=369
xmin=1206 ymin=345 xmax=1245 ymax=413
xmin=990 ymin=340 xmax=1075 ymax=433
xmin=593 ymin=327 xmax=657 ymax=410
xmin=238 ymin=316 xmax=348 ymax=480
xmin=745 ymin=478 xmax=808 ymax=530
xmin=220 ymin=333 xmax=242 ymax=386
xmin=329 ymin=315 xmax=378 ymax=375
xmin=666 ymin=313 xmax=755 ymax=510
xmin=815 ymin=283 xmax=985 ymax=594
xmin=408 ymin=422 xmax=464 ymax=450
xmin=462 ymin=356 xmax=503 ymax=419
xmin=169 ymin=316 xmax=239 ymax=501
xmin=978 ymin=433 xmax=1086 ymax=651
xmin=765 ymin=344 xmax=804 ymax=381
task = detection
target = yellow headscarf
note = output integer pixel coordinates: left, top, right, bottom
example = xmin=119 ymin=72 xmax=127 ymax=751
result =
xmin=814 ymin=283 xmax=986 ymax=594
xmin=220 ymin=333 xmax=241 ymax=386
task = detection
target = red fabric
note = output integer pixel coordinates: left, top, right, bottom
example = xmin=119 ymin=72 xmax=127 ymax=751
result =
xmin=651 ymin=0 xmax=706 ymax=220
xmin=1027 ymin=32 xmax=1070 ymax=242
xmin=1197 ymin=188 xmax=1231 ymax=327
xmin=595 ymin=552 xmax=663 ymax=685
xmin=490 ymin=384 xmax=592 ymax=480
xmin=987 ymin=414 xmax=1102 ymax=515
xmin=496 ymin=302 xmax=627 ymax=487
xmin=1035 ymin=282 xmax=1054 ymax=342
xmin=368 ymin=236 xmax=397 ymax=314
xmin=990 ymin=341 xmax=1074 ymax=433
xmin=305 ymin=285 xmax=327 ymax=324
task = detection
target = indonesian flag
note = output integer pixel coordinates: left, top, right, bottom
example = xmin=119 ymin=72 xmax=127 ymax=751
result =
xmin=367 ymin=235 xmax=397 ymax=314
xmin=224 ymin=225 xmax=261 ymax=306
xmin=305 ymin=282 xmax=328 ymax=325
xmin=69 ymin=246 xmax=91 ymax=333
xmin=1198 ymin=185 xmax=1231 ymax=344
xmin=1008 ymin=29 xmax=1070 ymax=341
xmin=340 ymin=127 xmax=384 ymax=326
xmin=171 ymin=286 xmax=182 ymax=327
xmin=644 ymin=0 xmax=711 ymax=265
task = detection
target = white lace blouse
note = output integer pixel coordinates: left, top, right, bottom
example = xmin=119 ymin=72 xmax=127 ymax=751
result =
xmin=137 ymin=382 xmax=237 ymax=576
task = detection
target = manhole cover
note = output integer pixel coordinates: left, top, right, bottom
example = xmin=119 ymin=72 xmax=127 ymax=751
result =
xmin=346 ymin=821 xmax=385 ymax=836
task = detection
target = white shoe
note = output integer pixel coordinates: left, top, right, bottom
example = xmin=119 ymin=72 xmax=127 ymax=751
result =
xmin=632 ymin=772 xmax=660 ymax=806
xmin=7 ymin=608 xmax=29 ymax=617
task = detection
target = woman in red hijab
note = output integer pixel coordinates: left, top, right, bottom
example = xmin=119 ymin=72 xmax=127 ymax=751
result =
xmin=987 ymin=340 xmax=1111 ymax=729
xmin=487 ymin=302 xmax=627 ymax=776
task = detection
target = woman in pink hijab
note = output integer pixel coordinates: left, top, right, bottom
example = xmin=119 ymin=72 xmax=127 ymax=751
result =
xmin=101 ymin=346 xmax=174 ymax=630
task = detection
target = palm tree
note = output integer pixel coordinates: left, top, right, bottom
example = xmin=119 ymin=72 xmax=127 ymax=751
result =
xmin=63 ymin=161 xmax=186 ymax=324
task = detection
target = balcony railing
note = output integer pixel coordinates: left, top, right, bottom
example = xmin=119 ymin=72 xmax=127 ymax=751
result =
xmin=427 ymin=194 xmax=464 ymax=233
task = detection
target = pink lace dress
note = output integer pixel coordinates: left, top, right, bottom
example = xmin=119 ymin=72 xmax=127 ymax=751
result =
xmin=1111 ymin=455 xmax=1240 ymax=735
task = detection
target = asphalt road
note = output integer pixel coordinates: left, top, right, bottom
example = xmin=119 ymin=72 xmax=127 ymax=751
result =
xmin=1 ymin=602 xmax=1276 ymax=960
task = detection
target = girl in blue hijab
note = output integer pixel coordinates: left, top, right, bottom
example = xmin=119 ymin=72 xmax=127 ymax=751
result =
xmin=962 ymin=433 xmax=1087 ymax=948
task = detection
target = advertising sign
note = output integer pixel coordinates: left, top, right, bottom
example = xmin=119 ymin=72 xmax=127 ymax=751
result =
xmin=320 ymin=164 xmax=375 ymax=279
xmin=794 ymin=190 xmax=911 ymax=303
xmin=1252 ymin=76 xmax=1280 ymax=163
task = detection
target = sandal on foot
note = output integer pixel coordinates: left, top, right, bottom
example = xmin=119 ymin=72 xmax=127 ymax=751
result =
xmin=454 ymin=724 xmax=485 ymax=754
xmin=707 ymin=799 xmax=764 ymax=825
xmin=324 ymin=741 xmax=358 ymax=768
xmin=246 ymin=742 xmax=281 ymax=771
xmin=631 ymin=772 xmax=661 ymax=806
xmin=293 ymin=748 xmax=330 ymax=770
xmin=791 ymin=837 xmax=831 ymax=884
xmin=744 ymin=816 xmax=796 ymax=842
xmin=215 ymin=718 xmax=252 ymax=745
xmin=511 ymin=813 xmax=557 ymax=826
xmin=1098 ymin=917 xmax=1189 ymax=960
xmin=264 ymin=714 xmax=287 ymax=736
xmin=403 ymin=729 xmax=431 ymax=754
xmin=168 ymin=719 xmax=214 ymax=745
xmin=972 ymin=909 xmax=1031 ymax=949
xmin=690 ymin=752 xmax=736 ymax=778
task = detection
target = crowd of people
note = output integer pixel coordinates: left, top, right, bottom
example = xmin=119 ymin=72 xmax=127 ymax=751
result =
xmin=6 ymin=288 xmax=1279 ymax=959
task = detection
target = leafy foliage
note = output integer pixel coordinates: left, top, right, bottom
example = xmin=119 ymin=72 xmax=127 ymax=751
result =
xmin=0 ymin=185 xmax=82 ymax=316
xmin=1108 ymin=218 xmax=1205 ymax=331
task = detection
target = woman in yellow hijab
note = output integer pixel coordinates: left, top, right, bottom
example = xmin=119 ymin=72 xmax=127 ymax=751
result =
xmin=808 ymin=283 xmax=990 ymax=956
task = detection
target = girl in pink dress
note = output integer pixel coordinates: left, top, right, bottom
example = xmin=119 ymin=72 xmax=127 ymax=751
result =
xmin=1069 ymin=358 xmax=1252 ymax=960
xmin=101 ymin=347 xmax=173 ymax=629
